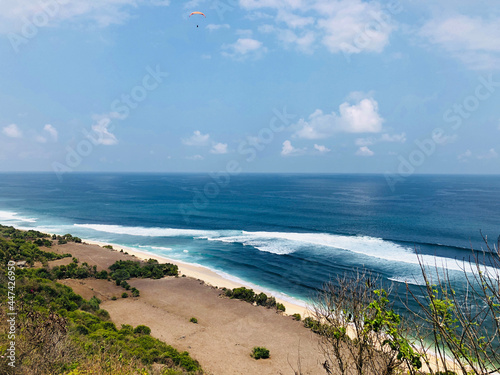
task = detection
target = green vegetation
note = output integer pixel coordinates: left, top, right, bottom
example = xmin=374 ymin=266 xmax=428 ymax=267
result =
xmin=190 ymin=317 xmax=198 ymax=324
xmin=224 ymin=287 xmax=285 ymax=312
xmin=103 ymin=245 xmax=113 ymax=249
xmin=251 ymin=347 xmax=270 ymax=360
xmin=53 ymin=233 xmax=82 ymax=245
xmin=0 ymin=225 xmax=71 ymax=267
xmin=292 ymin=313 xmax=301 ymax=321
xmin=0 ymin=227 xmax=202 ymax=374
xmin=122 ymin=292 xmax=129 ymax=298
xmin=109 ymin=259 xmax=178 ymax=284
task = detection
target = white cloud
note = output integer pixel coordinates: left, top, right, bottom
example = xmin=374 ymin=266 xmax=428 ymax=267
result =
xmin=420 ymin=15 xmax=500 ymax=70
xmin=0 ymin=0 xmax=171 ymax=33
xmin=281 ymin=140 xmax=306 ymax=156
xmin=314 ymin=144 xmax=330 ymax=153
xmin=356 ymin=146 xmax=374 ymax=156
xmin=43 ymin=124 xmax=58 ymax=141
xmin=2 ymin=124 xmax=22 ymax=138
xmin=432 ymin=132 xmax=457 ymax=145
xmin=293 ymin=94 xmax=384 ymax=139
xmin=236 ymin=29 xmax=253 ymax=37
xmin=91 ymin=117 xmax=118 ymax=145
xmin=206 ymin=24 xmax=230 ymax=31
xmin=477 ymin=148 xmax=498 ymax=160
xmin=276 ymin=10 xmax=314 ymax=29
xmin=187 ymin=154 xmax=204 ymax=160
xmin=36 ymin=135 xmax=47 ymax=143
xmin=222 ymin=38 xmax=267 ymax=60
xmin=182 ymin=130 xmax=210 ymax=146
xmin=380 ymin=133 xmax=406 ymax=143
xmin=355 ymin=137 xmax=375 ymax=146
xmin=260 ymin=24 xmax=315 ymax=53
xmin=458 ymin=149 xmax=472 ymax=161
xmin=210 ymin=142 xmax=228 ymax=154
xmin=243 ymin=0 xmax=396 ymax=56
xmin=355 ymin=132 xmax=405 ymax=147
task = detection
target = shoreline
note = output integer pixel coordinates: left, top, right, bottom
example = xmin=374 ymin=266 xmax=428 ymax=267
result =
xmin=82 ymin=238 xmax=312 ymax=318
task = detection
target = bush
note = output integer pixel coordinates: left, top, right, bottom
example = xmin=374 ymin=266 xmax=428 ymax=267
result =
xmin=189 ymin=317 xmax=198 ymax=324
xmin=134 ymin=325 xmax=151 ymax=335
xmin=276 ymin=302 xmax=286 ymax=312
xmin=229 ymin=287 xmax=256 ymax=303
xmin=121 ymin=292 xmax=128 ymax=298
xmin=256 ymin=292 xmax=268 ymax=306
xmin=103 ymin=245 xmax=113 ymax=249
xmin=131 ymin=288 xmax=140 ymax=297
xmin=251 ymin=346 xmax=270 ymax=359
xmin=111 ymin=296 xmax=117 ymax=301
xmin=292 ymin=313 xmax=301 ymax=321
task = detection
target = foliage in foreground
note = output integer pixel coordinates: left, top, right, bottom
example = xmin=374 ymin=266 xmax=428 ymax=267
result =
xmin=405 ymin=234 xmax=500 ymax=375
xmin=312 ymin=271 xmax=421 ymax=375
xmin=0 ymin=228 xmax=202 ymax=375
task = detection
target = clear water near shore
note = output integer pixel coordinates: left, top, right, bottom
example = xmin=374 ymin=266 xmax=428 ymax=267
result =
xmin=0 ymin=173 xmax=499 ymax=311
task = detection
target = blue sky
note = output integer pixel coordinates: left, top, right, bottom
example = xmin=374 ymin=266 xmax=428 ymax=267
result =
xmin=0 ymin=0 xmax=499 ymax=176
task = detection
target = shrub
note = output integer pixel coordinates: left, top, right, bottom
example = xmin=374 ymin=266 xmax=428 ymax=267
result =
xmin=111 ymin=296 xmax=117 ymax=301
xmin=251 ymin=347 xmax=270 ymax=359
xmin=134 ymin=325 xmax=151 ymax=335
xmin=256 ymin=292 xmax=268 ymax=306
xmin=276 ymin=303 xmax=286 ymax=312
xmin=265 ymin=296 xmax=277 ymax=308
xmin=292 ymin=313 xmax=301 ymax=321
xmin=230 ymin=287 xmax=256 ymax=303
xmin=103 ymin=245 xmax=113 ymax=249
xmin=189 ymin=317 xmax=198 ymax=324
xmin=131 ymin=288 xmax=140 ymax=297
xmin=121 ymin=292 xmax=128 ymax=298
xmin=76 ymin=324 xmax=90 ymax=335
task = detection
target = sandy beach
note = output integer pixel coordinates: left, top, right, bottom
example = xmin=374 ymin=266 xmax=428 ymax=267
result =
xmin=82 ymin=238 xmax=312 ymax=318
xmin=48 ymin=241 xmax=326 ymax=375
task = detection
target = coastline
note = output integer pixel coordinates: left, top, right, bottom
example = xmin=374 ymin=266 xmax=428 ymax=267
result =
xmin=82 ymin=238 xmax=312 ymax=318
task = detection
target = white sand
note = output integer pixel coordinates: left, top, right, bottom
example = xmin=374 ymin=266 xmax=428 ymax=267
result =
xmin=83 ymin=239 xmax=312 ymax=318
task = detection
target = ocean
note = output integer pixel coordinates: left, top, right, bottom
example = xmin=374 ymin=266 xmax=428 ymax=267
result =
xmin=0 ymin=172 xmax=499 ymax=309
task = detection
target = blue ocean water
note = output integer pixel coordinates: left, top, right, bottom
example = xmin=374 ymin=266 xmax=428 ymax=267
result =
xmin=0 ymin=173 xmax=499 ymax=307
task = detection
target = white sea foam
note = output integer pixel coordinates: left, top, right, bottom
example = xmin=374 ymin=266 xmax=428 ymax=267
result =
xmin=137 ymin=245 xmax=172 ymax=251
xmin=0 ymin=210 xmax=37 ymax=223
xmin=71 ymin=223 xmax=497 ymax=273
xmin=74 ymin=223 xmax=223 ymax=238
xmin=388 ymin=276 xmax=427 ymax=286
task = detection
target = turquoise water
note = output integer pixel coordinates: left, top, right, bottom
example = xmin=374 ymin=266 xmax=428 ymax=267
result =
xmin=0 ymin=173 xmax=498 ymax=307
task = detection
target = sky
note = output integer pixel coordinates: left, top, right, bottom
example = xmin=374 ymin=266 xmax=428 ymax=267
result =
xmin=0 ymin=0 xmax=499 ymax=176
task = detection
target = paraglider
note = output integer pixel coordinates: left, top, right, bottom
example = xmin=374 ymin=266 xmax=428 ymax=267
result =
xmin=189 ymin=11 xmax=206 ymax=28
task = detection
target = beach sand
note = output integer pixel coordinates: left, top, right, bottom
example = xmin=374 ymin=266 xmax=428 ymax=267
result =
xmin=48 ymin=241 xmax=326 ymax=375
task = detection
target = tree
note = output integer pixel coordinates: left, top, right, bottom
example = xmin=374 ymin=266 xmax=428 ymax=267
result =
xmin=406 ymin=234 xmax=500 ymax=374
xmin=313 ymin=270 xmax=421 ymax=375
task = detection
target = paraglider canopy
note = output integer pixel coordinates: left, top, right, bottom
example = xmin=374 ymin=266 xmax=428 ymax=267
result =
xmin=189 ymin=12 xmax=206 ymax=17
xmin=189 ymin=11 xmax=206 ymax=28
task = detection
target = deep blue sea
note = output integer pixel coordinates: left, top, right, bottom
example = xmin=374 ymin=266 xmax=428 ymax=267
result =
xmin=0 ymin=173 xmax=499 ymax=309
